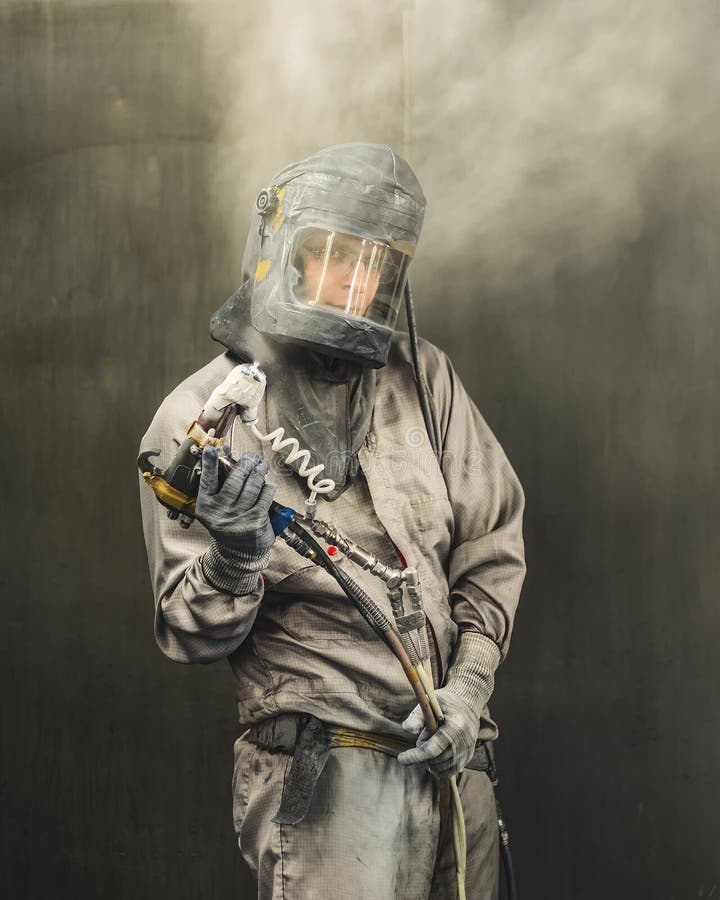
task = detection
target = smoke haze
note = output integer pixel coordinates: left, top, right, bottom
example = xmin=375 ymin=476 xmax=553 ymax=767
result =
xmin=178 ymin=0 xmax=720 ymax=289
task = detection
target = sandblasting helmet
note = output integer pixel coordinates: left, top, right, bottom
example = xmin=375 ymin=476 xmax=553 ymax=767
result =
xmin=244 ymin=143 xmax=426 ymax=368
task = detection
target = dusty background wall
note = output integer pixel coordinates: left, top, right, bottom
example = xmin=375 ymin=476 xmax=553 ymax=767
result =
xmin=2 ymin=1 xmax=718 ymax=898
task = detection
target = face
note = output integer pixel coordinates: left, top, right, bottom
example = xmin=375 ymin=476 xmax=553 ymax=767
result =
xmin=295 ymin=231 xmax=383 ymax=315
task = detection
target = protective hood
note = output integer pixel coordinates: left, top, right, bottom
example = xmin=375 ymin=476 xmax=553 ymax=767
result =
xmin=243 ymin=143 xmax=426 ymax=368
xmin=210 ymin=281 xmax=376 ymax=500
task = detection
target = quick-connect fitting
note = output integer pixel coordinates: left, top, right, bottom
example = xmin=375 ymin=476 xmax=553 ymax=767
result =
xmin=281 ymin=528 xmax=317 ymax=561
xmin=387 ymin=587 xmax=405 ymax=621
xmin=403 ymin=567 xmax=431 ymax=663
xmin=305 ymin=518 xmax=405 ymax=589
xmin=404 ymin=566 xmax=420 ymax=592
xmin=269 ymin=503 xmax=297 ymax=536
xmin=304 ymin=497 xmax=318 ymax=521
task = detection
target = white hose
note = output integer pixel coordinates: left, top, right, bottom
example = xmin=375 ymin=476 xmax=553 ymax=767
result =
xmin=417 ymin=663 xmax=444 ymax=722
xmin=221 ymin=362 xmax=336 ymax=503
xmin=249 ymin=422 xmax=336 ymax=502
xmin=450 ymin=774 xmax=468 ymax=900
xmin=421 ymin=677 xmax=468 ymax=900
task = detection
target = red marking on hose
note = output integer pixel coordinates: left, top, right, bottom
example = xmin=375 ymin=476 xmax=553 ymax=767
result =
xmin=390 ymin=540 xmax=408 ymax=569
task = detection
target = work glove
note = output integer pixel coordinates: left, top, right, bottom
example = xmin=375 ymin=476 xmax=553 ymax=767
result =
xmin=196 ymin=445 xmax=277 ymax=594
xmin=397 ymin=631 xmax=501 ymax=777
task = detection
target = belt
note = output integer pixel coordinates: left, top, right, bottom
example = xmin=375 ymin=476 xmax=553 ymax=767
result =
xmin=241 ymin=713 xmax=495 ymax=826
xmin=245 ymin=713 xmax=415 ymax=755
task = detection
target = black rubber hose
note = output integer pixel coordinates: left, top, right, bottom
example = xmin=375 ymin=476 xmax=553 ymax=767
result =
xmin=286 ymin=520 xmax=394 ymax=648
xmin=494 ymin=794 xmax=518 ymax=900
xmin=404 ymin=280 xmax=440 ymax=460
xmin=500 ymin=839 xmax=517 ymax=900
xmin=286 ymin=522 xmax=439 ymax=731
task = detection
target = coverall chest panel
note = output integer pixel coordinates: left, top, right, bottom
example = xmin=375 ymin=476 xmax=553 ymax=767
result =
xmin=139 ymin=340 xmax=525 ymax=744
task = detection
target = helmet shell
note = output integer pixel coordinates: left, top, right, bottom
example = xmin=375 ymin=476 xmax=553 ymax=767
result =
xmin=245 ymin=143 xmax=426 ymax=367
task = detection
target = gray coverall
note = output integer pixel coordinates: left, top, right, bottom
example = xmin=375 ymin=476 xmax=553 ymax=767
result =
xmin=139 ymin=335 xmax=526 ymax=900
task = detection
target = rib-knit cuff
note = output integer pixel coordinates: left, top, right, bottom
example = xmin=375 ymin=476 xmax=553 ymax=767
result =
xmin=200 ymin=540 xmax=270 ymax=595
xmin=444 ymin=631 xmax=502 ymax=711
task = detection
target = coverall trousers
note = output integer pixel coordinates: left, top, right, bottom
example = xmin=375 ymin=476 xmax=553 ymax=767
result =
xmin=233 ymin=737 xmax=499 ymax=900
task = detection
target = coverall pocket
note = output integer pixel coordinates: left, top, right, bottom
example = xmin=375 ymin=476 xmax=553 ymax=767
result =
xmin=280 ymin=594 xmax=368 ymax=642
xmin=232 ymin=743 xmax=293 ymax=878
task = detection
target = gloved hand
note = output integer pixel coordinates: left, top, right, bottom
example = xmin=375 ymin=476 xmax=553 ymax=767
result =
xmin=196 ymin=445 xmax=277 ymax=594
xmin=397 ymin=631 xmax=501 ymax=777
xmin=397 ymin=688 xmax=480 ymax=777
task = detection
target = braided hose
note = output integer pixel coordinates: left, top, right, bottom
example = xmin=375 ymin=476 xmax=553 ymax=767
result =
xmin=286 ymin=520 xmax=438 ymax=742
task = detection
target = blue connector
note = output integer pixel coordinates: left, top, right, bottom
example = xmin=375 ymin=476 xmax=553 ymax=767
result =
xmin=269 ymin=502 xmax=297 ymax=536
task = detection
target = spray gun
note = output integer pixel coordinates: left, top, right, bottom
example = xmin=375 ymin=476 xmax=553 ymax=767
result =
xmin=137 ymin=363 xmax=298 ymax=539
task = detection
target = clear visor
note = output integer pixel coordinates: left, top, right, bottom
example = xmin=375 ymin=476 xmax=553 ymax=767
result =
xmin=289 ymin=227 xmax=410 ymax=326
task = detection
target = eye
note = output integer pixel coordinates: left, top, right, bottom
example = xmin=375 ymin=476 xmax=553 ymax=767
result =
xmin=328 ymin=248 xmax=353 ymax=264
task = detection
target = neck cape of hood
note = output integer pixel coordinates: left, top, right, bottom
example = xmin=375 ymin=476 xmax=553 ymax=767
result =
xmin=209 ymin=282 xmax=376 ymax=501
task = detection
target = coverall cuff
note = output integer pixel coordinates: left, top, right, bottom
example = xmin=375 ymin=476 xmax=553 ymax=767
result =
xmin=200 ymin=539 xmax=270 ymax=595
xmin=444 ymin=630 xmax=502 ymax=711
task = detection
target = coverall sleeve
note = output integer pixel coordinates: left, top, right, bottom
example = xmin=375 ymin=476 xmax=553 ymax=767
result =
xmin=427 ymin=345 xmax=526 ymax=661
xmin=138 ymin=389 xmax=265 ymax=664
